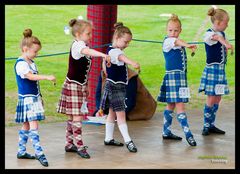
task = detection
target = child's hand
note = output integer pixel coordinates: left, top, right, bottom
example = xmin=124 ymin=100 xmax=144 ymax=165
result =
xmin=225 ymin=43 xmax=234 ymax=55
xmin=47 ymin=75 xmax=56 ymax=85
xmin=96 ymin=109 xmax=104 ymax=117
xmin=104 ymin=55 xmax=111 ymax=67
xmin=103 ymin=69 xmax=108 ymax=77
xmin=187 ymin=44 xmax=197 ymax=53
xmin=132 ymin=62 xmax=140 ymax=70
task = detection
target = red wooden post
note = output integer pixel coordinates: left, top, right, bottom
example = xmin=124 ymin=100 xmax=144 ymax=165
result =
xmin=87 ymin=5 xmax=117 ymax=116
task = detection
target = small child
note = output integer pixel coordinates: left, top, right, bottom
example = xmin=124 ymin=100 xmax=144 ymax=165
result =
xmin=100 ymin=22 xmax=140 ymax=153
xmin=57 ymin=18 xmax=110 ymax=159
xmin=199 ymin=7 xmax=234 ymax=136
xmin=157 ymin=14 xmax=197 ymax=146
xmin=14 ymin=28 xmax=56 ymax=167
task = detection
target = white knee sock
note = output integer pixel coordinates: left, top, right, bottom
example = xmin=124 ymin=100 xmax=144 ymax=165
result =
xmin=105 ymin=122 xmax=115 ymax=142
xmin=118 ymin=123 xmax=131 ymax=143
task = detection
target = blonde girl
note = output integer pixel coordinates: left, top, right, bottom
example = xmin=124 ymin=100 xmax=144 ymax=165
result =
xmin=57 ymin=19 xmax=110 ymax=159
xmin=14 ymin=28 xmax=56 ymax=167
xmin=199 ymin=8 xmax=234 ymax=136
xmin=100 ymin=22 xmax=140 ymax=153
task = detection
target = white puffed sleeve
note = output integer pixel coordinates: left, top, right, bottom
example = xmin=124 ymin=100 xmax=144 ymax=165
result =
xmin=162 ymin=37 xmax=178 ymax=52
xmin=203 ymin=31 xmax=223 ymax=46
xmin=16 ymin=61 xmax=30 ymax=79
xmin=108 ymin=48 xmax=125 ymax=66
xmin=71 ymin=40 xmax=89 ymax=60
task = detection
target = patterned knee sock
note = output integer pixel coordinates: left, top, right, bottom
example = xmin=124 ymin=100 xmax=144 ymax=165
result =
xmin=176 ymin=113 xmax=193 ymax=139
xmin=18 ymin=130 xmax=29 ymax=155
xmin=163 ymin=110 xmax=173 ymax=136
xmin=72 ymin=121 xmax=83 ymax=150
xmin=210 ymin=104 xmax=219 ymax=128
xmin=65 ymin=120 xmax=74 ymax=148
xmin=29 ymin=129 xmax=44 ymax=156
xmin=203 ymin=104 xmax=213 ymax=128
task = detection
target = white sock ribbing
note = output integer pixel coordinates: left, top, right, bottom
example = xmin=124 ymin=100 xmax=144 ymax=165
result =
xmin=118 ymin=123 xmax=131 ymax=143
xmin=105 ymin=122 xmax=115 ymax=142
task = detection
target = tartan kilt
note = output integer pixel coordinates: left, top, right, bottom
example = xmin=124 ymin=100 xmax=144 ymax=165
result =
xmin=100 ymin=80 xmax=127 ymax=112
xmin=15 ymin=95 xmax=45 ymax=123
xmin=198 ymin=63 xmax=229 ymax=95
xmin=157 ymin=71 xmax=189 ymax=103
xmin=57 ymin=78 xmax=89 ymax=116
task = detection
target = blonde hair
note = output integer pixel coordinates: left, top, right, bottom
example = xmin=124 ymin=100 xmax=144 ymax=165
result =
xmin=113 ymin=22 xmax=132 ymax=40
xmin=69 ymin=18 xmax=92 ymax=37
xmin=208 ymin=7 xmax=229 ymax=23
xmin=20 ymin=29 xmax=41 ymax=50
xmin=167 ymin=14 xmax=182 ymax=27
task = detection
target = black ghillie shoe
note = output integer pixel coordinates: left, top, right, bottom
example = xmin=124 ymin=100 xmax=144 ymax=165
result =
xmin=17 ymin=152 xmax=35 ymax=159
xmin=65 ymin=145 xmax=78 ymax=152
xmin=77 ymin=146 xmax=90 ymax=159
xmin=162 ymin=133 xmax=182 ymax=140
xmin=35 ymin=154 xmax=48 ymax=167
xmin=186 ymin=136 xmax=197 ymax=146
xmin=104 ymin=139 xmax=124 ymax=146
xmin=209 ymin=126 xmax=225 ymax=134
xmin=202 ymin=127 xmax=210 ymax=136
xmin=126 ymin=140 xmax=137 ymax=153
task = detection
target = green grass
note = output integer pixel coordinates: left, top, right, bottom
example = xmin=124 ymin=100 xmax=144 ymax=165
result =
xmin=5 ymin=5 xmax=235 ymax=126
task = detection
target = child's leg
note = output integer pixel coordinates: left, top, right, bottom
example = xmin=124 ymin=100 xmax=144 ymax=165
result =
xmin=17 ymin=122 xmax=35 ymax=159
xmin=65 ymin=115 xmax=77 ymax=152
xmin=206 ymin=96 xmax=225 ymax=134
xmin=104 ymin=108 xmax=123 ymax=146
xmin=72 ymin=116 xmax=90 ymax=158
xmin=176 ymin=103 xmax=196 ymax=146
xmin=29 ymin=120 xmax=48 ymax=167
xmin=163 ymin=103 xmax=175 ymax=135
xmin=210 ymin=96 xmax=221 ymax=127
xmin=162 ymin=103 xmax=182 ymax=140
xmin=105 ymin=108 xmax=116 ymax=142
xmin=116 ymin=111 xmax=137 ymax=152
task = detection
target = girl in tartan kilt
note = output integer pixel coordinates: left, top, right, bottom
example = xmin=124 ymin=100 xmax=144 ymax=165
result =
xmin=199 ymin=7 xmax=234 ymax=136
xmin=14 ymin=29 xmax=56 ymax=167
xmin=57 ymin=18 xmax=110 ymax=159
xmin=157 ymin=14 xmax=197 ymax=146
xmin=99 ymin=22 xmax=140 ymax=153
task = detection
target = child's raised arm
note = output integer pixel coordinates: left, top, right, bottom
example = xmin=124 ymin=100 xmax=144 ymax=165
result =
xmin=118 ymin=54 xmax=140 ymax=70
xmin=175 ymin=39 xmax=197 ymax=53
xmin=211 ymin=34 xmax=234 ymax=54
xmin=81 ymin=47 xmax=111 ymax=63
xmin=24 ymin=72 xmax=56 ymax=83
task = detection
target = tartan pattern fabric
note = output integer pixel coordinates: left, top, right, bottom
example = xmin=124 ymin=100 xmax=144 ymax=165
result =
xmin=65 ymin=120 xmax=74 ymax=148
xmin=176 ymin=113 xmax=193 ymax=139
xmin=211 ymin=104 xmax=219 ymax=127
xmin=157 ymin=71 xmax=189 ymax=103
xmin=203 ymin=104 xmax=219 ymax=128
xmin=57 ymin=78 xmax=88 ymax=117
xmin=101 ymin=81 xmax=127 ymax=112
xmin=29 ymin=129 xmax=44 ymax=156
xmin=17 ymin=130 xmax=29 ymax=155
xmin=15 ymin=96 xmax=45 ymax=123
xmin=162 ymin=110 xmax=174 ymax=136
xmin=87 ymin=5 xmax=117 ymax=115
xmin=203 ymin=104 xmax=213 ymax=128
xmin=198 ymin=64 xmax=229 ymax=95
xmin=72 ymin=121 xmax=83 ymax=150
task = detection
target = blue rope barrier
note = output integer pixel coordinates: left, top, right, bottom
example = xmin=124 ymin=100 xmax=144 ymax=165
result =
xmin=5 ymin=38 xmax=235 ymax=60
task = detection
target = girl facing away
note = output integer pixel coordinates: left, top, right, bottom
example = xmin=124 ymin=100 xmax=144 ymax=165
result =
xmin=199 ymin=7 xmax=234 ymax=136
xmin=99 ymin=22 xmax=140 ymax=153
xmin=14 ymin=28 xmax=56 ymax=167
xmin=57 ymin=18 xmax=110 ymax=159
xmin=157 ymin=14 xmax=197 ymax=146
